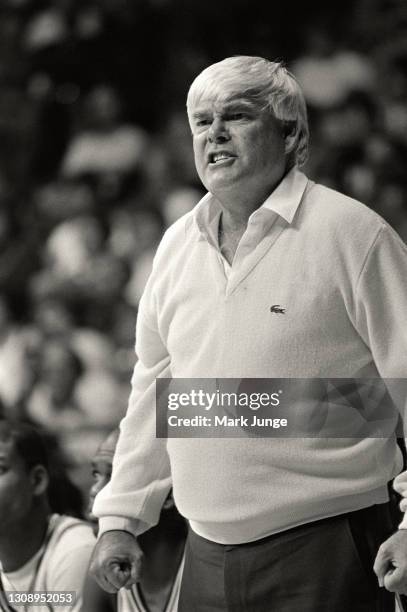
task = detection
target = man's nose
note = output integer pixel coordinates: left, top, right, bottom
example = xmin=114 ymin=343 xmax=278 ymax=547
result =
xmin=208 ymin=118 xmax=230 ymax=143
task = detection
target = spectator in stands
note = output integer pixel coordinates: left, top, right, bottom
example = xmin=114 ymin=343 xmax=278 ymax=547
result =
xmin=33 ymin=178 xmax=95 ymax=227
xmin=33 ymin=212 xmax=128 ymax=324
xmin=27 ymin=336 xmax=124 ymax=433
xmin=60 ymin=84 xmax=150 ymax=183
xmin=26 ymin=339 xmax=86 ymax=433
xmin=0 ymin=203 xmax=41 ymax=308
xmin=291 ymin=26 xmax=376 ymax=111
xmin=0 ymin=295 xmax=32 ymax=415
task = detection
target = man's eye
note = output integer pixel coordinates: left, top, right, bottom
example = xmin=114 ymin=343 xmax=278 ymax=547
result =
xmin=196 ymin=119 xmax=211 ymax=127
xmin=228 ymin=113 xmax=245 ymax=121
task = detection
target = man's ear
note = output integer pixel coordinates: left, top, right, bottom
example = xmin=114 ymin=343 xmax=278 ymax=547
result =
xmin=284 ymin=129 xmax=297 ymax=157
xmin=281 ymin=118 xmax=297 ymax=157
xmin=30 ymin=465 xmax=49 ymax=496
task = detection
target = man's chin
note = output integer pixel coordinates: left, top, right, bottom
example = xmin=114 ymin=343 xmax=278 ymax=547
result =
xmin=205 ymin=174 xmax=240 ymax=195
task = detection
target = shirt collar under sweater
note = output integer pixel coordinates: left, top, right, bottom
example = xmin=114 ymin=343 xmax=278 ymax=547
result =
xmin=192 ymin=166 xmax=309 ymax=250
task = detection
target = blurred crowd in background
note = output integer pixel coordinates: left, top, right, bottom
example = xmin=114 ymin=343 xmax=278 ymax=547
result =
xmin=0 ymin=0 xmax=406 ymax=508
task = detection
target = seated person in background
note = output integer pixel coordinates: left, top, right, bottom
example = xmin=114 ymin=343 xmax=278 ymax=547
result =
xmin=88 ymin=429 xmax=187 ymax=612
xmin=0 ymin=419 xmax=95 ymax=612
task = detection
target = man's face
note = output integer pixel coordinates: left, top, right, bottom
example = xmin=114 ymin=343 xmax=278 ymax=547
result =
xmin=0 ymin=439 xmax=35 ymax=534
xmin=87 ymin=456 xmax=112 ymax=522
xmin=189 ymin=92 xmax=287 ymax=199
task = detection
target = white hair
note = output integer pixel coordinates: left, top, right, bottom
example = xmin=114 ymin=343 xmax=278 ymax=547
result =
xmin=187 ymin=55 xmax=309 ymax=167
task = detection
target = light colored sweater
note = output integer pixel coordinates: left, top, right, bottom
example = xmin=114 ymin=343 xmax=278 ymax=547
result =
xmin=94 ymin=168 xmax=407 ymax=544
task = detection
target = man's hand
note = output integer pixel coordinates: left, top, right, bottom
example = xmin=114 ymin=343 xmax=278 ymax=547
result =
xmin=89 ymin=530 xmax=144 ymax=593
xmin=394 ymin=471 xmax=407 ymax=513
xmin=374 ymin=530 xmax=407 ymax=594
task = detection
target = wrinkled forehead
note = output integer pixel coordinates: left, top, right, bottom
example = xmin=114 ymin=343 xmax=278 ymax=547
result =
xmin=189 ymin=91 xmax=263 ymax=119
xmin=187 ymin=66 xmax=266 ymax=117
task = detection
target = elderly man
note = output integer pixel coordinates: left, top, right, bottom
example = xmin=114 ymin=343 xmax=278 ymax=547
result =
xmin=90 ymin=56 xmax=407 ymax=611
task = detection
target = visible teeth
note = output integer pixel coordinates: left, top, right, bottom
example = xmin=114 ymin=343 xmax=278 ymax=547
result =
xmin=213 ymin=153 xmax=230 ymax=162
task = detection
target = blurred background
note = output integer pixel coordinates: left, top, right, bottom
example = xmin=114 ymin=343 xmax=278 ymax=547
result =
xmin=0 ymin=0 xmax=406 ymax=508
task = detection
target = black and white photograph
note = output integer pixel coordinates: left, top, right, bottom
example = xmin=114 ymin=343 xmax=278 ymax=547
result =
xmin=1 ymin=1 xmax=407 ymax=610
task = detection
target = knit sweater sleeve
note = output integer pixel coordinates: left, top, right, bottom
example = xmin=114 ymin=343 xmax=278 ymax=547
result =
xmin=354 ymin=224 xmax=407 ymax=380
xmin=353 ymin=223 xmax=407 ymax=529
xmin=93 ymin=245 xmax=172 ymax=532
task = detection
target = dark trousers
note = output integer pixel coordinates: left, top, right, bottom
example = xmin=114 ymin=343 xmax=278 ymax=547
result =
xmin=178 ymin=504 xmax=395 ymax=612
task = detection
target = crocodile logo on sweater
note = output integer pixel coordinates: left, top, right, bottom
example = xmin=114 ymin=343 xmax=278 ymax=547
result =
xmin=270 ymin=305 xmax=285 ymax=314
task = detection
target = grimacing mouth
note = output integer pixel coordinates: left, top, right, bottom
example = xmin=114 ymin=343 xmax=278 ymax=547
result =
xmin=208 ymin=151 xmax=237 ymax=164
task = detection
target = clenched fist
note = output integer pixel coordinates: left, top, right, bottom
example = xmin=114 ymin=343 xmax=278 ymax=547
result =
xmin=374 ymin=530 xmax=407 ymax=595
xmin=89 ymin=530 xmax=144 ymax=593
